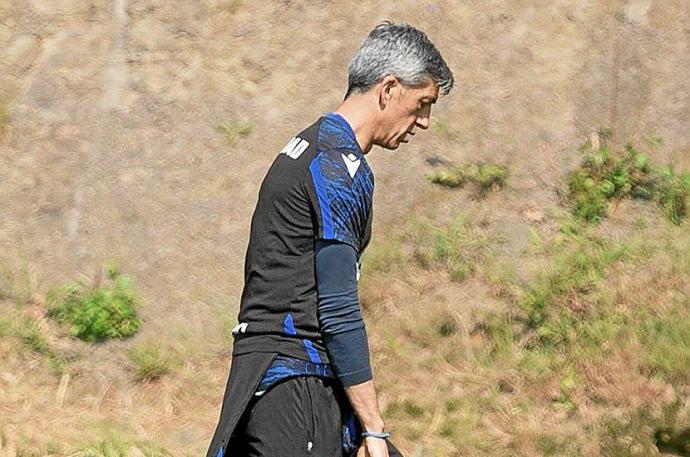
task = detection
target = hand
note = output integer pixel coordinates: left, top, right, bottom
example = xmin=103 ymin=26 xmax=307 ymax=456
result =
xmin=361 ymin=436 xmax=390 ymax=457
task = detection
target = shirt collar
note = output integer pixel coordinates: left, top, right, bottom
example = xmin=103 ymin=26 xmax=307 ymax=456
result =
xmin=324 ymin=112 xmax=357 ymax=144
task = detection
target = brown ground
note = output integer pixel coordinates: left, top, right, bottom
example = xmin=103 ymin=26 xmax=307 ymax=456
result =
xmin=0 ymin=0 xmax=688 ymax=456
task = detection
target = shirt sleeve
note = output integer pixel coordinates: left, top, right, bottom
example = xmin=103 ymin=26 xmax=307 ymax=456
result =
xmin=315 ymin=239 xmax=373 ymax=386
xmin=307 ymin=148 xmax=372 ymax=251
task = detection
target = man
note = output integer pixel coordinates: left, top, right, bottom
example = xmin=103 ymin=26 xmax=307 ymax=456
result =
xmin=206 ymin=22 xmax=453 ymax=457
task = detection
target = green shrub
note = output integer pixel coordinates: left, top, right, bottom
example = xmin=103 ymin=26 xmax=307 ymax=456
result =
xmin=567 ymin=142 xmax=689 ymax=225
xmin=216 ymin=120 xmax=253 ymax=145
xmin=429 ymin=167 xmax=465 ymax=188
xmin=128 ymin=340 xmax=179 ymax=382
xmin=47 ymin=268 xmax=141 ymax=342
xmin=428 ymin=163 xmax=509 ymax=193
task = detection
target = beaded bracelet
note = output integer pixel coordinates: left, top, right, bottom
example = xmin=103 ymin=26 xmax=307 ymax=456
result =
xmin=361 ymin=431 xmax=391 ymax=440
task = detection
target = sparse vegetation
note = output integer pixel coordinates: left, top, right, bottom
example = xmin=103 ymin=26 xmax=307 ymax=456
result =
xmin=46 ymin=265 xmax=141 ymax=342
xmin=0 ymin=260 xmax=39 ymax=306
xmin=216 ymin=120 xmax=254 ymax=145
xmin=75 ymin=438 xmax=173 ymax=457
xmin=429 ymin=163 xmax=509 ymax=194
xmin=17 ymin=317 xmax=53 ymax=358
xmin=385 ymin=399 xmax=426 ymax=419
xmin=61 ymin=420 xmax=175 ymax=457
xmin=567 ymin=138 xmax=690 ymax=224
xmin=601 ymin=402 xmax=690 ymax=457
xmin=516 ymin=225 xmax=629 ymax=341
xmin=479 ymin=220 xmax=690 ymax=381
xmin=0 ymin=310 xmax=66 ymax=372
xmin=466 ymin=218 xmax=690 ymax=452
xmin=408 ymin=215 xmax=494 ymax=282
xmin=128 ymin=340 xmax=179 ymax=382
xmin=365 ymin=201 xmax=689 ymax=455
xmin=537 ymin=433 xmax=583 ymax=456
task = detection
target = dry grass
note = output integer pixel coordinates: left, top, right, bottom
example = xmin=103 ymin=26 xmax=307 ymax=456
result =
xmin=364 ymin=209 xmax=690 ymax=456
xmin=0 ymin=259 xmax=40 ymax=307
xmin=0 ymin=0 xmax=689 ymax=455
xmin=128 ymin=339 xmax=181 ymax=383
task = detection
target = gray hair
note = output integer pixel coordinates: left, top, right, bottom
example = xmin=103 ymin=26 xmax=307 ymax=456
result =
xmin=346 ymin=22 xmax=454 ymax=98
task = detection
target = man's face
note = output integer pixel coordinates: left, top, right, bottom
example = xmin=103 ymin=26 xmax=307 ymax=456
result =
xmin=377 ymin=78 xmax=439 ymax=150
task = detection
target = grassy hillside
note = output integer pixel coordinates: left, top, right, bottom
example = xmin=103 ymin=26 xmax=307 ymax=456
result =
xmin=1 ymin=0 xmax=689 ymax=455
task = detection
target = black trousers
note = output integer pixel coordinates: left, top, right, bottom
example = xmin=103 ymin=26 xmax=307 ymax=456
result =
xmin=231 ymin=376 xmax=345 ymax=457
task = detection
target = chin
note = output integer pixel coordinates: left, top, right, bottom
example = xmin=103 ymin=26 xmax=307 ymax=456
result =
xmin=375 ymin=141 xmax=400 ymax=151
xmin=373 ymin=137 xmax=404 ymax=151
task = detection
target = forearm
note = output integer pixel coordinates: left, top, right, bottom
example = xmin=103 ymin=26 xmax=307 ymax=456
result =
xmin=314 ymin=240 xmax=383 ymax=430
xmin=323 ymin=327 xmax=372 ymax=385
xmin=315 ymin=240 xmax=373 ymax=385
xmin=344 ymin=379 xmax=385 ymax=433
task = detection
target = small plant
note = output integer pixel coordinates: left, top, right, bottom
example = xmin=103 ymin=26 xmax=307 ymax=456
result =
xmin=47 ymin=266 xmax=141 ymax=342
xmin=409 ymin=215 xmax=491 ymax=282
xmin=0 ymin=261 xmax=39 ymax=306
xmin=76 ymin=439 xmax=172 ymax=457
xmin=552 ymin=368 xmax=580 ymax=413
xmin=436 ymin=318 xmax=457 ymax=337
xmin=128 ymin=340 xmax=179 ymax=382
xmin=428 ymin=163 xmax=509 ymax=194
xmin=476 ymin=312 xmax=514 ymax=357
xmin=0 ymin=311 xmax=66 ymax=372
xmin=17 ymin=317 xmax=53 ymax=358
xmin=216 ymin=120 xmax=253 ymax=145
xmin=567 ymin=139 xmax=690 ymax=224
xmin=385 ymin=399 xmax=426 ymax=419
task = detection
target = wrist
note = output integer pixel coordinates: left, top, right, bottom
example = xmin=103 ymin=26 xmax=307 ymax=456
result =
xmin=362 ymin=431 xmax=391 ymax=440
xmin=362 ymin=419 xmax=385 ymax=434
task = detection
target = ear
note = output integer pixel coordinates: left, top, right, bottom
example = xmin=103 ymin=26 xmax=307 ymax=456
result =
xmin=377 ymin=75 xmax=398 ymax=111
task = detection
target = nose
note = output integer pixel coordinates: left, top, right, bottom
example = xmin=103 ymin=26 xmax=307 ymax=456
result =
xmin=415 ymin=114 xmax=430 ymax=130
xmin=415 ymin=103 xmax=432 ymax=130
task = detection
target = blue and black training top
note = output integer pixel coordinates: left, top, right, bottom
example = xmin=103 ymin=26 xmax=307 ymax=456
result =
xmin=231 ymin=113 xmax=374 ymax=365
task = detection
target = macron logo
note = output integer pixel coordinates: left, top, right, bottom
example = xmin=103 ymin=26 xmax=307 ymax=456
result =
xmin=280 ymin=137 xmax=309 ymax=159
xmin=341 ymin=152 xmax=361 ymax=178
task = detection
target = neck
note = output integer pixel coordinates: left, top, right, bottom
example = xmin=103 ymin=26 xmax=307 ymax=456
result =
xmin=333 ymin=94 xmax=379 ymax=154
